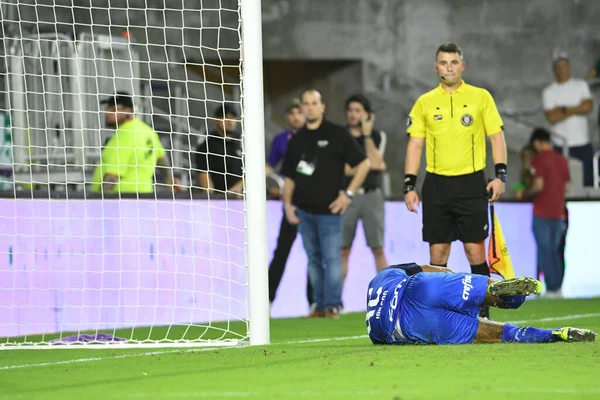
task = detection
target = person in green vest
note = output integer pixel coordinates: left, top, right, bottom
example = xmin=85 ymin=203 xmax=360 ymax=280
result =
xmin=91 ymin=92 xmax=179 ymax=194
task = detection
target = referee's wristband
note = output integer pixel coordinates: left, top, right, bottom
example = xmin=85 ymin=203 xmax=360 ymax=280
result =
xmin=403 ymin=174 xmax=417 ymax=194
xmin=495 ymin=163 xmax=508 ymax=182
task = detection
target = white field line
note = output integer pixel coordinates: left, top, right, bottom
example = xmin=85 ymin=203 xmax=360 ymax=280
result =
xmin=1 ymin=313 xmax=599 ymax=372
xmin=0 ymin=335 xmax=367 ymax=371
xmin=509 ymin=312 xmax=600 ymax=324
xmin=126 ymin=387 xmax=600 ymax=398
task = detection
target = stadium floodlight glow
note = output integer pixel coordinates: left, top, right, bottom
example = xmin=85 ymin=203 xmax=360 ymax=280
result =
xmin=0 ymin=0 xmax=269 ymax=349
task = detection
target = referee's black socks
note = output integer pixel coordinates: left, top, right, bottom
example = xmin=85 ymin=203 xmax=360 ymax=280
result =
xmin=470 ymin=262 xmax=490 ymax=277
xmin=470 ymin=262 xmax=491 ymax=319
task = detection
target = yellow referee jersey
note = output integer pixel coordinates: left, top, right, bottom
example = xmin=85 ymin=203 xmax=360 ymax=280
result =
xmin=91 ymin=118 xmax=166 ymax=194
xmin=407 ymin=80 xmax=504 ymax=176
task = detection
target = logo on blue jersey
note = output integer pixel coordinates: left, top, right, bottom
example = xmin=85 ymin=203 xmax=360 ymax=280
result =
xmin=462 ymin=275 xmax=473 ymax=300
xmin=388 ymin=279 xmax=406 ymax=322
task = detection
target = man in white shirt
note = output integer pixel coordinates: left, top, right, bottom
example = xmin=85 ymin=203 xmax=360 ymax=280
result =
xmin=542 ymin=52 xmax=594 ymax=186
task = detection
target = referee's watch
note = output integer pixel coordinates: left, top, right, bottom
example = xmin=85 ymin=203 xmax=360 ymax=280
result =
xmin=344 ymin=190 xmax=354 ymax=200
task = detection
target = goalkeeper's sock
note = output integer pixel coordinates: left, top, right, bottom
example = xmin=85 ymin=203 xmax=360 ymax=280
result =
xmin=498 ymin=295 xmax=526 ymax=309
xmin=470 ymin=262 xmax=490 ymax=277
xmin=501 ymin=323 xmax=558 ymax=343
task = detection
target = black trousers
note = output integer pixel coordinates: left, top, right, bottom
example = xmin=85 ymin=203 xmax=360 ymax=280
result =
xmin=268 ymin=212 xmax=313 ymax=303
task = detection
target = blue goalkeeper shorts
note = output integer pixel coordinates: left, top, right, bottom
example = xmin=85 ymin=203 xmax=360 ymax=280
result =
xmin=399 ymin=272 xmax=489 ymax=345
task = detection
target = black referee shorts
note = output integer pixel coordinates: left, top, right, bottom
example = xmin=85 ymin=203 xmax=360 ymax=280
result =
xmin=422 ymin=171 xmax=489 ymax=244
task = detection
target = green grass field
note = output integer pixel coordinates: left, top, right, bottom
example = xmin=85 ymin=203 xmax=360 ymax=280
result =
xmin=1 ymin=298 xmax=599 ymax=400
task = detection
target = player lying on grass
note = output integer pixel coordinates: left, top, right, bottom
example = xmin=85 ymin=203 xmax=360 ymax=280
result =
xmin=366 ymin=263 xmax=597 ymax=345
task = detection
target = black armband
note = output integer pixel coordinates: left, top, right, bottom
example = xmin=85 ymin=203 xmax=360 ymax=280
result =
xmin=389 ymin=262 xmax=423 ymax=276
xmin=403 ymin=174 xmax=417 ymax=195
xmin=495 ymin=163 xmax=508 ymax=183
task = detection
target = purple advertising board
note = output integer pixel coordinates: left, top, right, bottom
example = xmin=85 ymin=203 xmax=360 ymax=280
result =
xmin=0 ymin=199 xmax=597 ymax=338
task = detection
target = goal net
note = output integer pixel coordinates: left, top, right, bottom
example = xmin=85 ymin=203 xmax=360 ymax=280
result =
xmin=0 ymin=0 xmax=269 ymax=348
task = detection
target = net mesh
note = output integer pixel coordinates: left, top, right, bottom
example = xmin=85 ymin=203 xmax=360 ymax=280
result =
xmin=0 ymin=0 xmax=252 ymax=348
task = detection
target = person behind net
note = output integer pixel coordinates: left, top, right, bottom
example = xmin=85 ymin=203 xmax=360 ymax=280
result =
xmin=266 ymin=99 xmax=314 ymax=310
xmin=195 ymin=104 xmax=243 ymax=196
xmin=403 ymin=43 xmax=508 ymax=320
xmin=341 ymin=94 xmax=388 ymax=291
xmin=281 ymin=89 xmax=370 ymax=319
xmin=366 ymin=263 xmax=596 ymax=345
xmin=91 ymin=92 xmax=178 ymax=194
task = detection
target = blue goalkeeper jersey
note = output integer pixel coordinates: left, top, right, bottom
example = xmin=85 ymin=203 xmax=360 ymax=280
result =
xmin=366 ymin=265 xmax=415 ymax=344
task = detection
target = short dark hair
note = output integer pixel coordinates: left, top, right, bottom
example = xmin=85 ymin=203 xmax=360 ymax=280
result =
xmin=214 ymin=104 xmax=238 ymax=119
xmin=344 ymin=94 xmax=372 ymax=114
xmin=100 ymin=91 xmax=134 ymax=110
xmin=436 ymin=43 xmax=463 ymax=59
xmin=529 ymin=127 xmax=551 ymax=144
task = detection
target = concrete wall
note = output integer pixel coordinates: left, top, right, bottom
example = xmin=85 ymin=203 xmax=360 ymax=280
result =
xmin=263 ymin=0 xmax=600 ymax=108
xmin=3 ymin=0 xmax=600 ymax=194
xmin=261 ymin=0 xmax=600 ymax=195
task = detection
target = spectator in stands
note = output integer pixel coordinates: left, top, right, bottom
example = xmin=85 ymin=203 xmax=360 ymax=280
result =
xmin=542 ymin=52 xmax=594 ymax=186
xmin=266 ymin=99 xmax=314 ymax=309
xmin=281 ymin=89 xmax=370 ymax=319
xmin=514 ymin=140 xmax=568 ymax=289
xmin=527 ymin=128 xmax=570 ymax=298
xmin=91 ymin=92 xmax=178 ymax=194
xmin=265 ymin=99 xmax=305 ymax=198
xmin=341 ymin=94 xmax=388 ymax=286
xmin=195 ymin=104 xmax=243 ymax=195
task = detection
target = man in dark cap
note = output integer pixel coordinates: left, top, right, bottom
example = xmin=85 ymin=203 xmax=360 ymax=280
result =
xmin=92 ymin=92 xmax=178 ymax=194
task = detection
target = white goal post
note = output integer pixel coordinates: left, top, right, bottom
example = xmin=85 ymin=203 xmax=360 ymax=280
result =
xmin=0 ymin=0 xmax=270 ymax=348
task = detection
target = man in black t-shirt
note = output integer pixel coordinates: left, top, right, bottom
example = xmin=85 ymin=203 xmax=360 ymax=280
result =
xmin=195 ymin=104 xmax=243 ymax=194
xmin=341 ymin=94 xmax=388 ymax=288
xmin=281 ymin=89 xmax=370 ymax=319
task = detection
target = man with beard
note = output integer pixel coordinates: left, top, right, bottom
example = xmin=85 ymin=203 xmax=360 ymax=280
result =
xmin=281 ymin=89 xmax=370 ymax=318
xmin=341 ymin=94 xmax=388 ymax=287
xmin=195 ymin=104 xmax=244 ymax=195
xmin=91 ymin=92 xmax=176 ymax=194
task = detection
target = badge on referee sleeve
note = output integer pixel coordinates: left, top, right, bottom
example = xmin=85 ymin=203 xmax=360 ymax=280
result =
xmin=487 ymin=204 xmax=515 ymax=280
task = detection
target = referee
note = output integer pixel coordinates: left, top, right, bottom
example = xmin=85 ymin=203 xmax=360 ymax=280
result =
xmin=403 ymin=43 xmax=508 ymax=319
